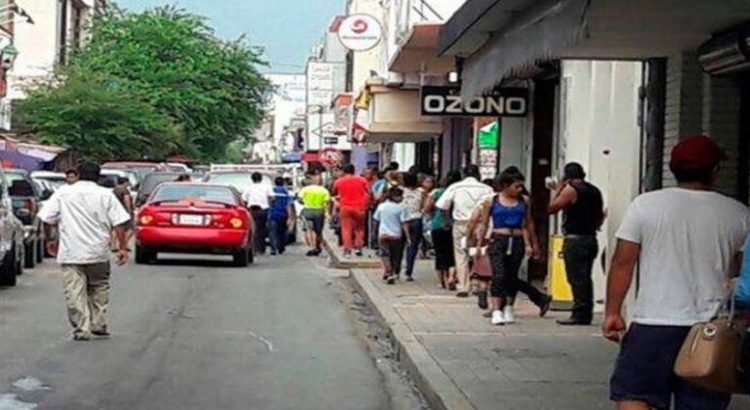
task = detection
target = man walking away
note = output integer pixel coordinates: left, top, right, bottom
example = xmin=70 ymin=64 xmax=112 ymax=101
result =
xmin=297 ymin=174 xmax=330 ymax=256
xmin=38 ymin=162 xmax=131 ymax=341
xmin=436 ymin=165 xmax=494 ymax=298
xmin=549 ymin=162 xmax=604 ymax=325
xmin=242 ymin=172 xmax=274 ymax=255
xmin=268 ymin=177 xmax=293 ymax=255
xmin=334 ymin=164 xmax=370 ymax=257
xmin=604 ymin=135 xmax=750 ymax=410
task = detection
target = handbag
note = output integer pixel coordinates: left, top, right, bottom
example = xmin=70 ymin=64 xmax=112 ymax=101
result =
xmin=674 ymin=291 xmax=747 ymax=394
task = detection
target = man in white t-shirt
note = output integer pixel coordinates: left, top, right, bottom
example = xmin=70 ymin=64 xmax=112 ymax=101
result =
xmin=436 ymin=165 xmax=493 ymax=297
xmin=38 ymin=163 xmax=131 ymax=341
xmin=242 ymin=172 xmax=274 ymax=255
xmin=604 ymin=135 xmax=750 ymax=410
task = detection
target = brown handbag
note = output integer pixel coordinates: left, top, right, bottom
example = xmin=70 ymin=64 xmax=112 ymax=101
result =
xmin=674 ymin=293 xmax=747 ymax=394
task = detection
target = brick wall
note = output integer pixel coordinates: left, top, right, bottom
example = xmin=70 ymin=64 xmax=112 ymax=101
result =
xmin=663 ymin=51 xmax=742 ymax=197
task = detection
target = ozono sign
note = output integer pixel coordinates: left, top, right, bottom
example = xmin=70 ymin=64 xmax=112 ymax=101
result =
xmin=338 ymin=14 xmax=382 ymax=52
xmin=420 ymin=86 xmax=529 ymax=117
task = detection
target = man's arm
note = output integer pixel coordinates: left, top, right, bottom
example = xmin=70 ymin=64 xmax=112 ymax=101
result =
xmin=435 ymin=185 xmax=454 ymax=210
xmin=602 ymin=239 xmax=640 ymax=343
xmin=548 ymin=185 xmax=576 ymax=214
xmin=467 ymin=199 xmax=490 ymax=247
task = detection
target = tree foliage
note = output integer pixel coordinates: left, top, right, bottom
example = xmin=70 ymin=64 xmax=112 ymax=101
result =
xmin=16 ymin=68 xmax=184 ymax=161
xmin=17 ymin=5 xmax=270 ymax=162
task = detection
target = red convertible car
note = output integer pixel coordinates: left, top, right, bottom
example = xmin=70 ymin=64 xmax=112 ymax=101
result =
xmin=135 ymin=183 xmax=254 ymax=266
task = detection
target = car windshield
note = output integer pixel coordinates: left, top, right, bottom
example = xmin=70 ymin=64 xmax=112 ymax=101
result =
xmin=206 ymin=172 xmax=272 ymax=192
xmin=151 ymin=185 xmax=238 ymax=205
xmin=139 ymin=173 xmax=183 ymax=197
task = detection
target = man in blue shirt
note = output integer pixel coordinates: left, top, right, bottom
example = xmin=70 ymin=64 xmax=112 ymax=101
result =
xmin=268 ymin=177 xmax=294 ymax=255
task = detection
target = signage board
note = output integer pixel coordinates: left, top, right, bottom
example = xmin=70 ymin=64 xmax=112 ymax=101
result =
xmin=320 ymin=148 xmax=343 ymax=168
xmin=323 ymin=137 xmax=339 ymax=145
xmin=420 ymin=86 xmax=529 ymax=117
xmin=338 ymin=14 xmax=382 ymax=51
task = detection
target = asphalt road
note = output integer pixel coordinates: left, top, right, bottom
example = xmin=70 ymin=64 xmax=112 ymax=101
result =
xmin=0 ymin=247 xmax=393 ymax=410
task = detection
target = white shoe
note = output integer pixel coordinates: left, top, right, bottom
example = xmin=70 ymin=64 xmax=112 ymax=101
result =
xmin=503 ymin=306 xmax=515 ymax=324
xmin=491 ymin=310 xmax=506 ymax=326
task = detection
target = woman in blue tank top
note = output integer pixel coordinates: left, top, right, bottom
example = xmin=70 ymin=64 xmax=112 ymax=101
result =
xmin=467 ymin=168 xmax=552 ymax=326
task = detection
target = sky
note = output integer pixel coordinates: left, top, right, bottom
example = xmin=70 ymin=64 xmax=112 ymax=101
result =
xmin=117 ymin=0 xmax=344 ymax=73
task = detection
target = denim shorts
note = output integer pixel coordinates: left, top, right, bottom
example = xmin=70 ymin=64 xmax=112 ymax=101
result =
xmin=610 ymin=323 xmax=731 ymax=410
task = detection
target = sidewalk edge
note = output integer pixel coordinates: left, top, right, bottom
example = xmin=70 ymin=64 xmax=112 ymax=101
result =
xmin=322 ymin=238 xmax=380 ymax=269
xmin=350 ymin=269 xmax=475 ymax=410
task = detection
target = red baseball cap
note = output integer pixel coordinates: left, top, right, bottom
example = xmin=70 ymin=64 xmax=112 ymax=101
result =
xmin=670 ymin=135 xmax=727 ymax=171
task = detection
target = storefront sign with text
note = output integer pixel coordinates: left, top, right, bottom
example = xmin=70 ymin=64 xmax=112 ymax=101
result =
xmin=420 ymin=86 xmax=528 ymax=117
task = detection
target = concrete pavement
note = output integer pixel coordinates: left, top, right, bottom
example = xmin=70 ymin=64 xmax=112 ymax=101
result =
xmin=349 ymin=260 xmax=750 ymax=410
xmin=0 ymin=247 xmax=402 ymax=410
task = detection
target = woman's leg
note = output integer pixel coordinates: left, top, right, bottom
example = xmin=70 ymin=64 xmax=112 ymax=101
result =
xmin=405 ymin=219 xmax=423 ymax=277
xmin=488 ymin=238 xmax=510 ymax=312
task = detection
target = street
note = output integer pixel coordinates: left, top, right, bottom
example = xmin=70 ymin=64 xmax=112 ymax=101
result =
xmin=0 ymin=247 xmax=404 ymax=410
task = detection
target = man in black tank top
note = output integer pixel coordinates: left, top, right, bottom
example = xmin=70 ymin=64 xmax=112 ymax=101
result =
xmin=549 ymin=163 xmax=605 ymax=325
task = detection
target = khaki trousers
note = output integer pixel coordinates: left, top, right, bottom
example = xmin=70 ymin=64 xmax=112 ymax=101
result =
xmin=451 ymin=221 xmax=471 ymax=293
xmin=62 ymin=263 xmax=110 ymax=337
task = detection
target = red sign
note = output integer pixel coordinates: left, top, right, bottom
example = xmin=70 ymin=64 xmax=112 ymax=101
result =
xmin=319 ymin=148 xmax=343 ymax=168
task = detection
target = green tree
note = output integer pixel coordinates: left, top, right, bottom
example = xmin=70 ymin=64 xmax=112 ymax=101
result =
xmin=16 ymin=68 xmax=185 ymax=162
xmin=73 ymin=5 xmax=270 ymax=160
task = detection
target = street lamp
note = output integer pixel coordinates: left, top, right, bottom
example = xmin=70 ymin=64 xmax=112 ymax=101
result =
xmin=1 ymin=44 xmax=18 ymax=70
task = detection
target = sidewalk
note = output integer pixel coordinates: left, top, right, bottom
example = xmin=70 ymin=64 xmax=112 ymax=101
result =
xmin=348 ymin=258 xmax=750 ymax=410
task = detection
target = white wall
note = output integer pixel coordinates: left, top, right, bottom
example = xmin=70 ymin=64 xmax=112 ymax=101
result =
xmin=9 ymin=0 xmax=61 ymax=99
xmin=348 ymin=0 xmax=388 ymax=89
xmin=560 ymin=60 xmax=643 ymax=310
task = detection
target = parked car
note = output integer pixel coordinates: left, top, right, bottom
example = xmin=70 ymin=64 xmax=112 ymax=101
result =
xmin=31 ymin=171 xmax=67 ymax=191
xmin=6 ymin=169 xmax=48 ymax=268
xmin=204 ymin=170 xmax=297 ymax=244
xmin=135 ymin=172 xmax=184 ymax=207
xmin=0 ymin=167 xmax=28 ymax=287
xmin=135 ymin=183 xmax=254 ymax=266
xmin=101 ymin=161 xmax=167 ymax=181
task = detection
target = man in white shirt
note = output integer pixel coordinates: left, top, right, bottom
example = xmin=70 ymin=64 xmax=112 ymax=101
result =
xmin=604 ymin=135 xmax=750 ymax=410
xmin=38 ymin=163 xmax=131 ymax=341
xmin=436 ymin=165 xmax=493 ymax=297
xmin=242 ymin=172 xmax=274 ymax=255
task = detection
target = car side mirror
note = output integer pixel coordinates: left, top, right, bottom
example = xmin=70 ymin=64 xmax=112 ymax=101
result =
xmin=41 ymin=189 xmax=53 ymax=201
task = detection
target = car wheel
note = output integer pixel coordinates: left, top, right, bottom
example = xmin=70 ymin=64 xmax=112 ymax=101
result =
xmin=0 ymin=246 xmax=17 ymax=287
xmin=36 ymin=239 xmax=44 ymax=263
xmin=232 ymin=248 xmax=249 ymax=267
xmin=135 ymin=245 xmax=155 ymax=265
xmin=247 ymin=248 xmax=254 ymax=265
xmin=24 ymin=241 xmax=36 ymax=269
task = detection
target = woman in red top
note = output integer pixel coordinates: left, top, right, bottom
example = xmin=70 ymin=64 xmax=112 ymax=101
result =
xmin=333 ymin=164 xmax=371 ymax=257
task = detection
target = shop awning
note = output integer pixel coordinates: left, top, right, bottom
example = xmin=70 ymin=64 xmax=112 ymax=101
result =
xmin=389 ymin=23 xmax=455 ymax=75
xmin=363 ymin=80 xmax=444 ymax=143
xmin=439 ymin=0 xmax=750 ymax=97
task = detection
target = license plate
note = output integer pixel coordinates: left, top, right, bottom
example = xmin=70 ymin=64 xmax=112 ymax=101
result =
xmin=178 ymin=214 xmax=205 ymax=226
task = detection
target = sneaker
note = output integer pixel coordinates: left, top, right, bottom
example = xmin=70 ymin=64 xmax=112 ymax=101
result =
xmin=490 ymin=310 xmax=506 ymax=326
xmin=343 ymin=252 xmax=352 ymax=259
xmin=503 ymin=306 xmax=515 ymax=324
xmin=305 ymin=249 xmax=318 ymax=257
xmin=386 ymin=275 xmax=397 ymax=285
xmin=456 ymin=291 xmax=469 ymax=298
xmin=539 ymin=295 xmax=552 ymax=317
xmin=92 ymin=329 xmax=110 ymax=338
xmin=355 ymin=249 xmax=364 ymax=257
xmin=270 ymin=250 xmax=277 ymax=256
xmin=406 ymin=275 xmax=414 ymax=282
xmin=73 ymin=333 xmax=90 ymax=341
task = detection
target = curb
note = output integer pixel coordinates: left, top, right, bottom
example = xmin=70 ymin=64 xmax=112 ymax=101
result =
xmin=322 ymin=238 xmax=381 ymax=270
xmin=350 ymin=269 xmax=475 ymax=410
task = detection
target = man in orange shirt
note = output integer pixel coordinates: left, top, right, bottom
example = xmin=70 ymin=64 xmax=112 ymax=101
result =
xmin=334 ymin=164 xmax=370 ymax=257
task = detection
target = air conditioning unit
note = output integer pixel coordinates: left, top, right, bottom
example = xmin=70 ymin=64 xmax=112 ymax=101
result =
xmin=698 ymin=24 xmax=750 ymax=76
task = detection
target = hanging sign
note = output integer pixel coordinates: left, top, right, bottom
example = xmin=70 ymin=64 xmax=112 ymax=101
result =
xmin=338 ymin=14 xmax=382 ymax=51
xmin=420 ymin=86 xmax=529 ymax=117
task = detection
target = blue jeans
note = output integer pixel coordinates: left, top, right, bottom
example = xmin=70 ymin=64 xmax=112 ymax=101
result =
xmin=404 ymin=219 xmax=422 ymax=277
xmin=267 ymin=218 xmax=287 ymax=254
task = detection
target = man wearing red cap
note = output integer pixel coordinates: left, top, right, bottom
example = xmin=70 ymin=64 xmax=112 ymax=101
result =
xmin=604 ymin=135 xmax=750 ymax=409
